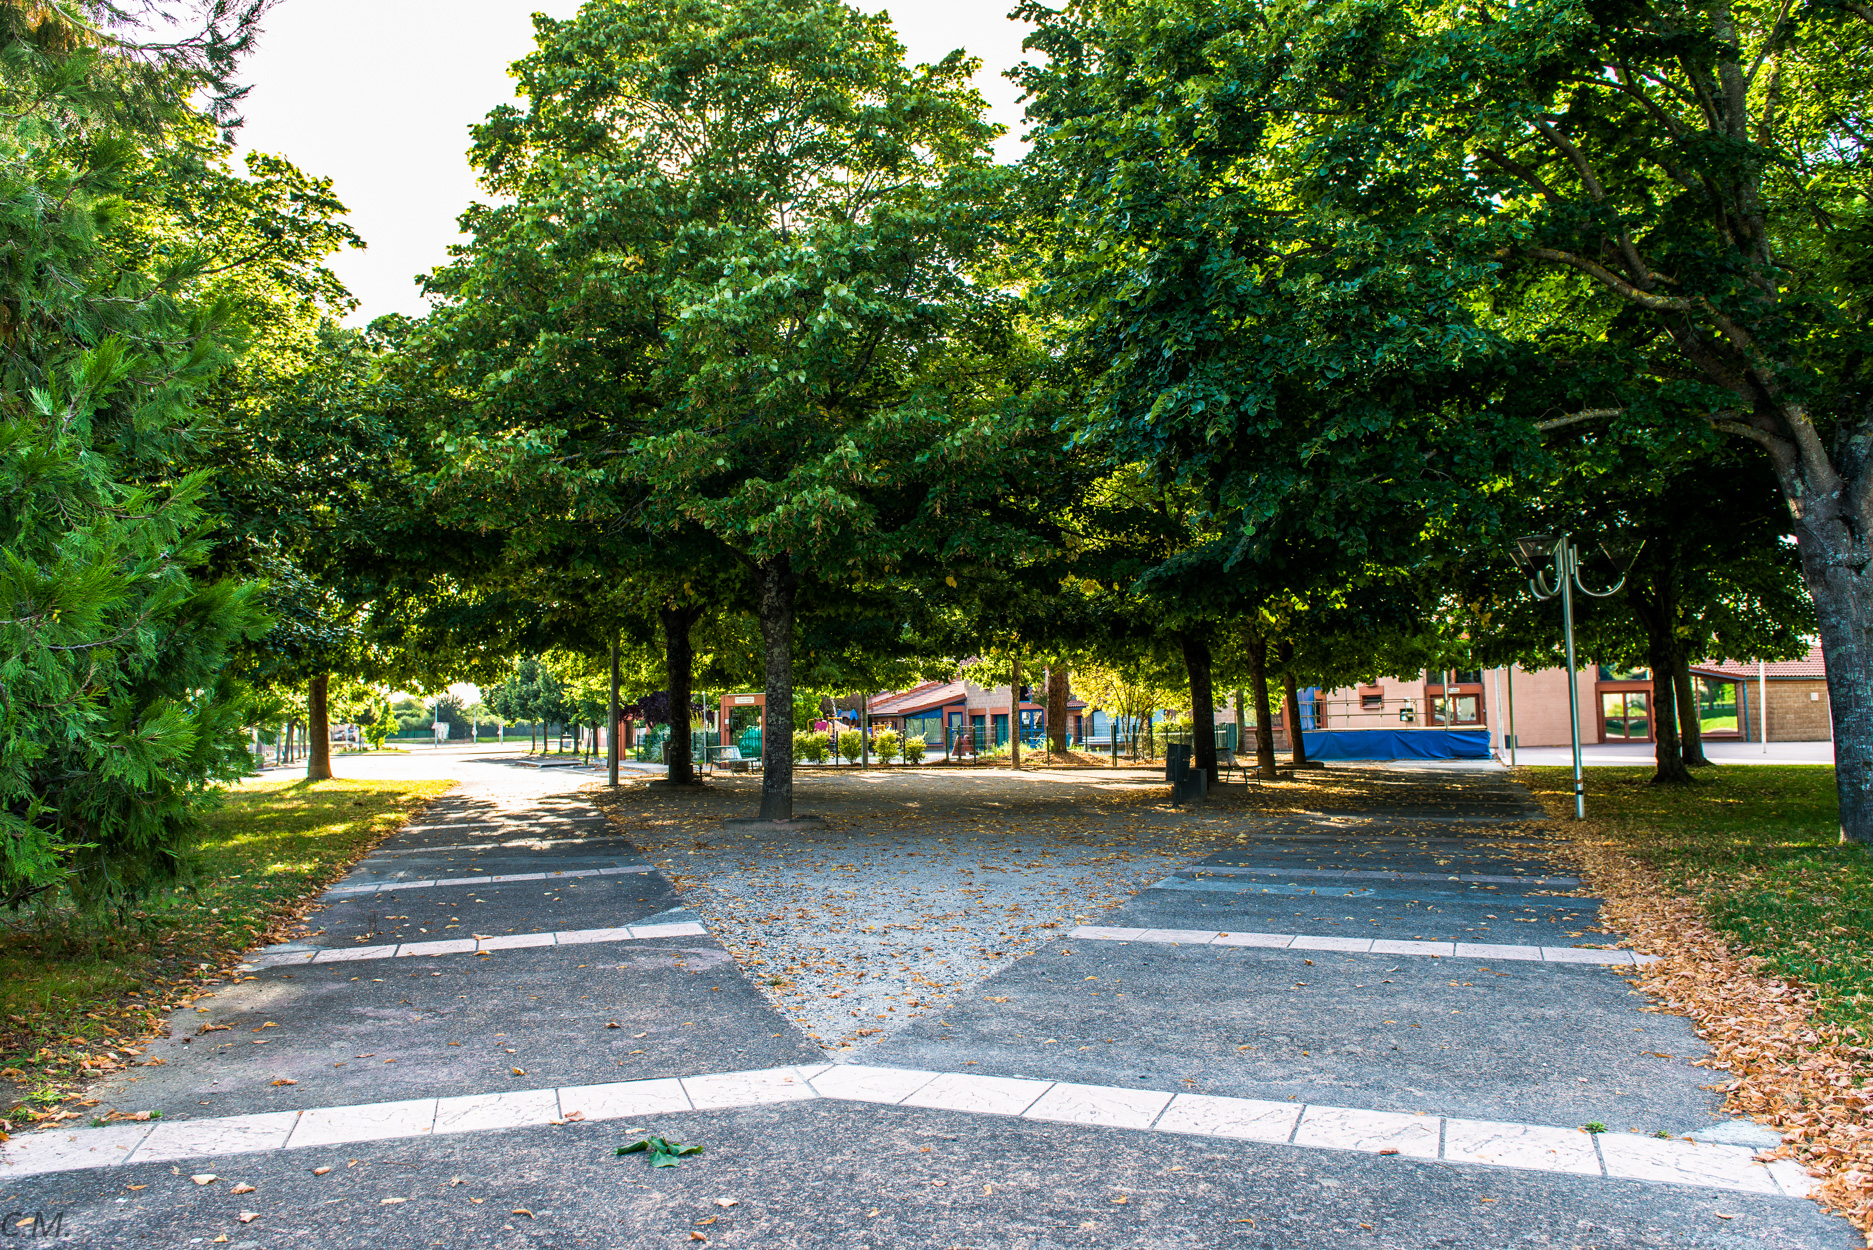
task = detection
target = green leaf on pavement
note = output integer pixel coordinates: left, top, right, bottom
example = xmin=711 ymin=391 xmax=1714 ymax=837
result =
xmin=616 ymin=1136 xmax=704 ymax=1167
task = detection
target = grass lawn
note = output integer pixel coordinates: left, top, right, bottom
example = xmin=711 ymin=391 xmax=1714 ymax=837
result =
xmin=0 ymin=777 xmax=449 ymax=1125
xmin=1520 ymin=765 xmax=1871 ymax=1038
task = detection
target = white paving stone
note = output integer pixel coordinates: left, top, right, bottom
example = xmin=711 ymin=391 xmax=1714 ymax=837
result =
xmin=1024 ymin=1082 xmax=1173 ymax=1130
xmin=1541 ymin=946 xmax=1630 ymax=965
xmin=250 ymin=952 xmax=316 ymax=968
xmin=395 ymin=938 xmax=479 ymax=958
xmin=310 ymin=944 xmax=398 ymax=963
xmin=1453 ymin=942 xmax=1544 ymax=961
xmin=1290 ymin=935 xmax=1373 ymax=953
xmin=1293 ymin=1105 xmax=1441 ymax=1158
xmin=557 ymin=1078 xmax=690 ymax=1121
xmin=1067 ymin=926 xmax=1147 ymax=941
xmin=1210 ymin=933 xmax=1296 ymax=948
xmin=631 ymin=922 xmax=708 ymax=940
xmin=809 ymin=1065 xmax=940 ymax=1105
xmin=130 ymin=1111 xmax=300 ymax=1163
xmin=476 ymin=932 xmax=556 ymax=951
xmin=1443 ymin=1118 xmax=1600 ymax=1175
xmin=378 ymin=880 xmax=439 ymax=892
xmin=492 ymin=873 xmax=547 ymax=883
xmin=1155 ymin=1094 xmax=1301 ymax=1143
xmin=0 ymin=1125 xmax=152 ymax=1175
xmin=433 ymin=1089 xmax=560 ymax=1135
xmin=1135 ymin=929 xmax=1220 ymax=945
xmin=901 ymin=1073 xmax=1053 ymax=1118
xmin=287 ymin=1098 xmax=437 ymax=1149
xmin=1598 ymin=1133 xmax=1779 ymax=1194
xmin=1371 ymin=939 xmax=1455 ymax=957
xmin=682 ymin=1067 xmax=818 ymax=1110
xmin=1765 ymin=1158 xmax=1818 ymax=1198
xmin=557 ymin=926 xmax=636 ymax=945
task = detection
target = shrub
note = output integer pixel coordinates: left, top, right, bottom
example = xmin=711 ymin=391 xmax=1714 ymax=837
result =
xmin=837 ymin=728 xmax=864 ymax=763
xmin=873 ymin=730 xmax=901 ymax=764
xmin=902 ymin=736 xmax=927 ymax=765
xmin=794 ymin=731 xmax=828 ymax=764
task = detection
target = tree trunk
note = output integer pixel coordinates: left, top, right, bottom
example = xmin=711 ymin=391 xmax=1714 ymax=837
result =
xmin=608 ymin=631 xmax=621 ymax=787
xmin=1278 ymin=641 xmax=1311 ymax=768
xmin=1009 ymin=656 xmax=1021 ymax=770
xmin=757 ymin=556 xmax=797 ymax=820
xmin=1179 ymin=630 xmax=1218 ymax=781
xmin=1627 ymin=575 xmax=1691 ymax=785
xmin=1244 ymin=631 xmax=1278 ymax=779
xmin=660 ymin=602 xmax=700 ymax=785
xmin=1046 ymin=664 xmax=1069 ymax=758
xmin=1783 ymin=491 xmax=1873 ymax=842
xmin=1674 ymin=656 xmax=1711 ymax=767
xmin=307 ymin=675 xmax=333 ymax=780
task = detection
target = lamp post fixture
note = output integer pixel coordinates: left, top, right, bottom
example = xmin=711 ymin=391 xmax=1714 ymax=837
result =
xmin=1509 ymin=533 xmax=1637 ymax=818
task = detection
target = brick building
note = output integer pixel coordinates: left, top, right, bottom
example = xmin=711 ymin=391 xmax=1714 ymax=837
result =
xmin=1312 ymin=644 xmax=1833 ymax=748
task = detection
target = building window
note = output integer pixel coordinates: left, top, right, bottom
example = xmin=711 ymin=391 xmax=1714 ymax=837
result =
xmin=1601 ymin=691 xmax=1652 ymax=740
xmin=1598 ymin=664 xmax=1650 ymax=681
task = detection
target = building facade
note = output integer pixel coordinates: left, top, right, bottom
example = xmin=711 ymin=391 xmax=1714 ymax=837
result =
xmin=1313 ymin=644 xmax=1833 ymax=748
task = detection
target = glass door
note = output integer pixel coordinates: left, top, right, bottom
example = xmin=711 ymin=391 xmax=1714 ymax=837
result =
xmin=1601 ymin=691 xmax=1652 ymax=740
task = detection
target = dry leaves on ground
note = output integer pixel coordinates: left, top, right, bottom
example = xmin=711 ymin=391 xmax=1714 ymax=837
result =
xmin=1552 ymin=824 xmax=1872 ymax=1242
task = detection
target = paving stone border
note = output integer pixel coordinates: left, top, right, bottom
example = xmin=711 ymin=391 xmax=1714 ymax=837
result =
xmin=323 ymin=864 xmax=654 ymax=897
xmin=0 ymin=1063 xmax=1810 ymax=1199
xmin=1067 ymin=925 xmax=1661 ymax=964
xmin=241 ymin=921 xmax=708 ymax=967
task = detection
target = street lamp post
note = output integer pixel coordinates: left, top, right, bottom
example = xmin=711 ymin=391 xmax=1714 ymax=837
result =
xmin=1510 ymin=533 xmax=1636 ymax=819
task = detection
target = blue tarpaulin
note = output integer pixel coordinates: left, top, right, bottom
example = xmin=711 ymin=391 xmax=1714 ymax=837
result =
xmin=1301 ymin=728 xmax=1492 ymax=761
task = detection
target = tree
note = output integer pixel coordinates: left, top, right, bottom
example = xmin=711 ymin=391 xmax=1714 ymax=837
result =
xmin=450 ymin=0 xmax=1032 ymax=820
xmin=1213 ymin=0 xmax=1873 ymax=836
xmin=0 ymin=4 xmax=275 ymax=913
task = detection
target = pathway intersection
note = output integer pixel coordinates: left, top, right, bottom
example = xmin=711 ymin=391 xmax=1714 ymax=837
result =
xmin=0 ymin=751 xmax=1858 ymax=1248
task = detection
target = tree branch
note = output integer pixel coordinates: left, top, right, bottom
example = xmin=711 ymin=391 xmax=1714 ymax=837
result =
xmin=1524 ymin=248 xmax=1693 ymax=310
xmin=1534 ymin=407 xmax=1623 ymax=432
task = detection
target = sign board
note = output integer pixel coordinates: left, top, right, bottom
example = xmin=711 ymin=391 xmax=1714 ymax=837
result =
xmin=433 ymin=722 xmax=449 ymax=742
xmin=733 ymin=695 xmax=757 ymax=705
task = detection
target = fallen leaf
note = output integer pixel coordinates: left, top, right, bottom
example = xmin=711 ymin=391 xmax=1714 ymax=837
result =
xmin=606 ymin=1022 xmax=621 ymax=1029
xmin=312 ymin=1167 xmax=331 ymax=1176
xmin=191 ymin=1174 xmax=217 ymax=1185
xmin=714 ymin=1197 xmax=738 ymax=1208
xmin=125 ymin=1185 xmax=147 ymax=1191
xmin=696 ymin=1216 xmax=717 ymax=1225
xmin=269 ymin=1079 xmax=297 ymax=1087
xmin=689 ymin=1235 xmax=707 ymax=1243
xmin=1378 ymin=1149 xmax=1400 ymax=1156
xmin=512 ymin=1208 xmax=533 ymax=1218
xmin=229 ymin=1183 xmax=255 ymax=1195
xmin=238 ymin=1212 xmax=259 ymax=1224
xmin=564 ymin=1110 xmax=585 ymax=1122
xmin=510 ymin=1067 xmax=526 ymax=1076
xmin=381 ymin=1197 xmax=406 ymax=1205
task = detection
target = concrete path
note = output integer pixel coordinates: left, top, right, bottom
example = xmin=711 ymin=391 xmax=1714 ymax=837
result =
xmin=0 ymin=757 xmax=1858 ymax=1248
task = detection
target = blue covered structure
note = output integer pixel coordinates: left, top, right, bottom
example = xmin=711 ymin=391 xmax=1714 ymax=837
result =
xmin=1300 ymin=728 xmax=1492 ymax=761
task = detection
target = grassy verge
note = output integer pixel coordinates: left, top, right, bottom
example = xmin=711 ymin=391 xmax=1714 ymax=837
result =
xmin=0 ymin=777 xmax=450 ymax=1127
xmin=1520 ymin=765 xmax=1870 ymax=1037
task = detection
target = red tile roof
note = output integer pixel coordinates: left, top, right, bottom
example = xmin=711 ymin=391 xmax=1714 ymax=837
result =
xmin=869 ymin=681 xmax=968 ymax=716
xmin=1690 ymin=644 xmax=1827 ymax=682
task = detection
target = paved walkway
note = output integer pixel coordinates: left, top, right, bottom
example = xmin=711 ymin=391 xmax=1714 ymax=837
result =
xmin=0 ymin=755 xmax=1858 ymax=1248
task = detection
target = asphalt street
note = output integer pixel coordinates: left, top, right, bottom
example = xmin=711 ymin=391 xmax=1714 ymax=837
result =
xmin=0 ymin=751 xmax=1857 ymax=1249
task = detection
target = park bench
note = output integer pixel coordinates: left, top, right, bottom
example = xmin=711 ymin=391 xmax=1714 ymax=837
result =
xmin=1214 ymin=747 xmax=1251 ymax=784
xmin=713 ymin=745 xmax=756 ymax=773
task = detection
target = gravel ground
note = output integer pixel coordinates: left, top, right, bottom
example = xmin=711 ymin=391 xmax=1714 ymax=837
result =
xmin=592 ymin=769 xmax=1222 ymax=1051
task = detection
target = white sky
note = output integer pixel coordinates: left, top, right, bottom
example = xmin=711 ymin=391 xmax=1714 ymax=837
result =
xmin=233 ymin=0 xmax=1037 ymax=325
